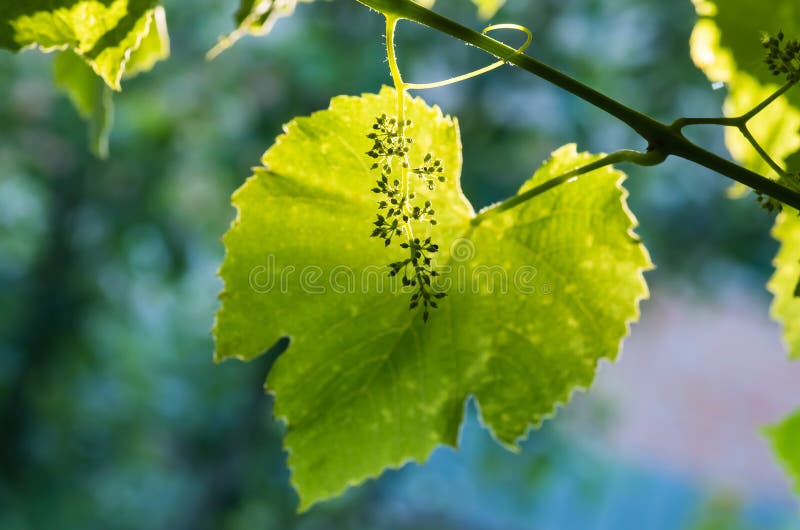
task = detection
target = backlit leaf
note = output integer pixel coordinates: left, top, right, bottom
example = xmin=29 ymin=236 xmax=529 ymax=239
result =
xmin=214 ymin=87 xmax=651 ymax=509
xmin=53 ymin=51 xmax=113 ymax=158
xmin=691 ymin=0 xmax=800 ymax=496
xmin=691 ymin=0 xmax=800 ymax=360
xmin=0 ymin=0 xmax=166 ymax=89
xmin=48 ymin=6 xmax=168 ymax=157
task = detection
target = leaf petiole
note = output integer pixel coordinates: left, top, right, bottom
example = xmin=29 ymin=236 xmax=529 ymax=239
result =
xmin=471 ymin=148 xmax=664 ymax=225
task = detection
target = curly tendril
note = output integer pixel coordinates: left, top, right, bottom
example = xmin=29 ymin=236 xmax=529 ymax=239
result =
xmin=404 ymin=24 xmax=533 ymax=91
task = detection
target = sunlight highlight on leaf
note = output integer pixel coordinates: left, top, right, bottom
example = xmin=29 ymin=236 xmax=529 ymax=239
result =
xmin=0 ymin=0 xmax=167 ymax=89
xmin=48 ymin=6 xmax=168 ymax=157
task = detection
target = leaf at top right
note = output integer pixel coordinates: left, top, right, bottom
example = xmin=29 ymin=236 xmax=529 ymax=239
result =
xmin=691 ymin=0 xmax=800 ymax=498
xmin=690 ymin=0 xmax=800 ymax=359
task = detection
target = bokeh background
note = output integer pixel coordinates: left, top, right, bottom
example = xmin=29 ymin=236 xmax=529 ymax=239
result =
xmin=1 ymin=0 xmax=799 ymax=528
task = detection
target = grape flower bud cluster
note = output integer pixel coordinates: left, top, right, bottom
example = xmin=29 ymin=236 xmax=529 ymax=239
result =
xmin=763 ymin=31 xmax=800 ymax=83
xmin=367 ymin=113 xmax=447 ymax=322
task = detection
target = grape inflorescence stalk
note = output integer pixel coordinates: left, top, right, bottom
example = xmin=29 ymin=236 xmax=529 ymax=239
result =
xmin=363 ymin=15 xmax=536 ymax=322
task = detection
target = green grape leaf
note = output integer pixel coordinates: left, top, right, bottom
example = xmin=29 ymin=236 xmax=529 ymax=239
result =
xmin=690 ymin=0 xmax=800 ymax=185
xmin=124 ymin=5 xmax=169 ymax=79
xmin=49 ymin=6 xmax=167 ymax=158
xmin=214 ymin=87 xmax=651 ymax=509
xmin=765 ymin=409 xmax=800 ymax=495
xmin=691 ymin=0 xmax=800 ymax=107
xmin=691 ymin=0 xmax=800 ymax=360
xmin=53 ymin=51 xmax=114 ymax=158
xmin=691 ymin=0 xmax=800 ymax=497
xmin=767 ymin=212 xmax=800 ymax=360
xmin=0 ymin=0 xmax=165 ymax=90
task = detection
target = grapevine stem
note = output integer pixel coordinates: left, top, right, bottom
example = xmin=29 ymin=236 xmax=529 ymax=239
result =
xmin=741 ymin=80 xmax=796 ymax=121
xmin=673 ymin=81 xmax=796 ymax=130
xmin=672 ymin=81 xmax=797 ymax=178
xmin=671 ymin=116 xmax=739 ymax=128
xmin=739 ymin=124 xmax=789 ymax=177
xmin=357 ymin=0 xmax=800 ymax=210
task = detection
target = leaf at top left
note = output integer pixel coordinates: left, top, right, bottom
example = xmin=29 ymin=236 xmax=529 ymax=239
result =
xmin=2 ymin=2 xmax=170 ymax=157
xmin=0 ymin=0 xmax=168 ymax=90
